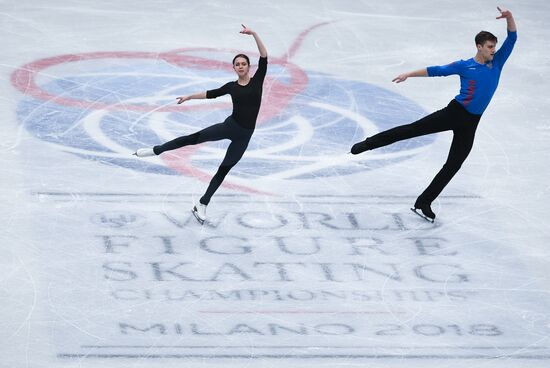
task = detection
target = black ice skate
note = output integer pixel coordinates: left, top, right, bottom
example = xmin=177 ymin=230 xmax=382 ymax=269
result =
xmin=350 ymin=139 xmax=370 ymax=155
xmin=411 ymin=202 xmax=436 ymax=223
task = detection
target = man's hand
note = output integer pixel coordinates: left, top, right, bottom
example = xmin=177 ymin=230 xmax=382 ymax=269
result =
xmin=496 ymin=6 xmax=516 ymax=32
xmin=496 ymin=6 xmax=512 ymax=19
xmin=392 ymin=73 xmax=409 ymax=83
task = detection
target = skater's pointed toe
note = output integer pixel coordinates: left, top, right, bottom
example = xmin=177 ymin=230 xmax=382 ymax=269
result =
xmin=350 ymin=139 xmax=370 ymax=155
xmin=134 ymin=148 xmax=156 ymax=157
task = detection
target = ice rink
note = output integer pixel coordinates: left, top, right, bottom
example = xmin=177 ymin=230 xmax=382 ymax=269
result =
xmin=2 ymin=1 xmax=550 ymax=367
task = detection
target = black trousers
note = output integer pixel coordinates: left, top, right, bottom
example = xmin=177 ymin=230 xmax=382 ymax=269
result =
xmin=365 ymin=100 xmax=481 ymax=205
xmin=154 ymin=116 xmax=253 ymax=205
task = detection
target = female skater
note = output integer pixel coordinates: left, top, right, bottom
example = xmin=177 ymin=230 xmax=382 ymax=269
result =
xmin=134 ymin=25 xmax=267 ymax=224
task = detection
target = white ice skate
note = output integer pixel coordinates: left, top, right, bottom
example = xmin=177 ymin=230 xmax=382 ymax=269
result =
xmin=133 ymin=148 xmax=156 ymax=157
xmin=192 ymin=203 xmax=207 ymax=225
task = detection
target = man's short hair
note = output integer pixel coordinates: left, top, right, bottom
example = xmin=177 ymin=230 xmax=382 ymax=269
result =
xmin=475 ymin=31 xmax=498 ymax=46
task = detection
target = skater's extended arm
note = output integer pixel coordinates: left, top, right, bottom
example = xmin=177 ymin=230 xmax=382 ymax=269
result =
xmin=176 ymin=92 xmax=207 ymax=104
xmin=392 ymin=68 xmax=428 ymax=83
xmin=497 ymin=6 xmax=516 ymax=32
xmin=240 ymin=24 xmax=267 ymax=58
xmin=493 ymin=7 xmax=517 ymax=68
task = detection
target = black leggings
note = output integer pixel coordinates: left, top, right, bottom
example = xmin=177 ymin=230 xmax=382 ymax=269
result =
xmin=154 ymin=116 xmax=253 ymax=205
xmin=365 ymin=100 xmax=481 ymax=205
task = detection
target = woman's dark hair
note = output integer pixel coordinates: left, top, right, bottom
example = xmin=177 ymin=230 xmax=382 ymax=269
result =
xmin=475 ymin=31 xmax=498 ymax=46
xmin=232 ymin=53 xmax=250 ymax=66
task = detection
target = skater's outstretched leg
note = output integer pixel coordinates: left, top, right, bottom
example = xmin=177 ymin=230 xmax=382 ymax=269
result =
xmin=154 ymin=121 xmax=231 ymax=155
xmin=134 ymin=119 xmax=231 ymax=157
xmin=153 ymin=132 xmax=201 ymax=155
xmin=351 ymin=105 xmax=452 ymax=155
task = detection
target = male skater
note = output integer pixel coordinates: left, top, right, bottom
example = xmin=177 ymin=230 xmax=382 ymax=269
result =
xmin=351 ymin=7 xmax=517 ymax=222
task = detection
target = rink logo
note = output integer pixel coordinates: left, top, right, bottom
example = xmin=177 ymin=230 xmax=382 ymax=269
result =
xmin=11 ymin=24 xmax=434 ymax=190
xmin=51 ymin=203 xmax=538 ymax=356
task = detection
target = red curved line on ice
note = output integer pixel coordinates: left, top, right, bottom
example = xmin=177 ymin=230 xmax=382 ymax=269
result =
xmin=10 ymin=22 xmax=331 ymax=196
xmin=10 ymin=51 xmax=230 ymax=113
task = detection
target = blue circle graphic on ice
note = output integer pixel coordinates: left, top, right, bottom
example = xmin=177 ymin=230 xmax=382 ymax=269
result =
xmin=13 ymin=49 xmax=433 ymax=181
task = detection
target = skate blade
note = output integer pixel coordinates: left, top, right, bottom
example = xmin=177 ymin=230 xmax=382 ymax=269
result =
xmin=192 ymin=207 xmax=205 ymax=225
xmin=410 ymin=208 xmax=435 ymax=223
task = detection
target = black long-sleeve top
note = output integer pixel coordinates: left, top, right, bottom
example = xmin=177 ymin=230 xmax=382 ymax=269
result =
xmin=206 ymin=56 xmax=268 ymax=130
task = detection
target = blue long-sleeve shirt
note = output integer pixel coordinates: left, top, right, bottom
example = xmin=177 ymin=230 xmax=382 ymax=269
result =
xmin=427 ymin=30 xmax=517 ymax=115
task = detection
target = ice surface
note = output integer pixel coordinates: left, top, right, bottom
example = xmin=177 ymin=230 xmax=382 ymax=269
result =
xmin=1 ymin=1 xmax=550 ymax=367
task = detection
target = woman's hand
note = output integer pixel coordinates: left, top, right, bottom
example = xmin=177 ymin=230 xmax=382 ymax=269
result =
xmin=240 ymin=24 xmax=255 ymax=35
xmin=176 ymin=95 xmax=191 ymax=104
xmin=240 ymin=24 xmax=267 ymax=57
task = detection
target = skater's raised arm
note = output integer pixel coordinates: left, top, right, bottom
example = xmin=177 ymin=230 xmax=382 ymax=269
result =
xmin=392 ymin=68 xmax=428 ymax=83
xmin=176 ymin=92 xmax=207 ymax=104
xmin=497 ymin=6 xmax=516 ymax=32
xmin=240 ymin=24 xmax=267 ymax=58
xmin=493 ymin=7 xmax=517 ymax=68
